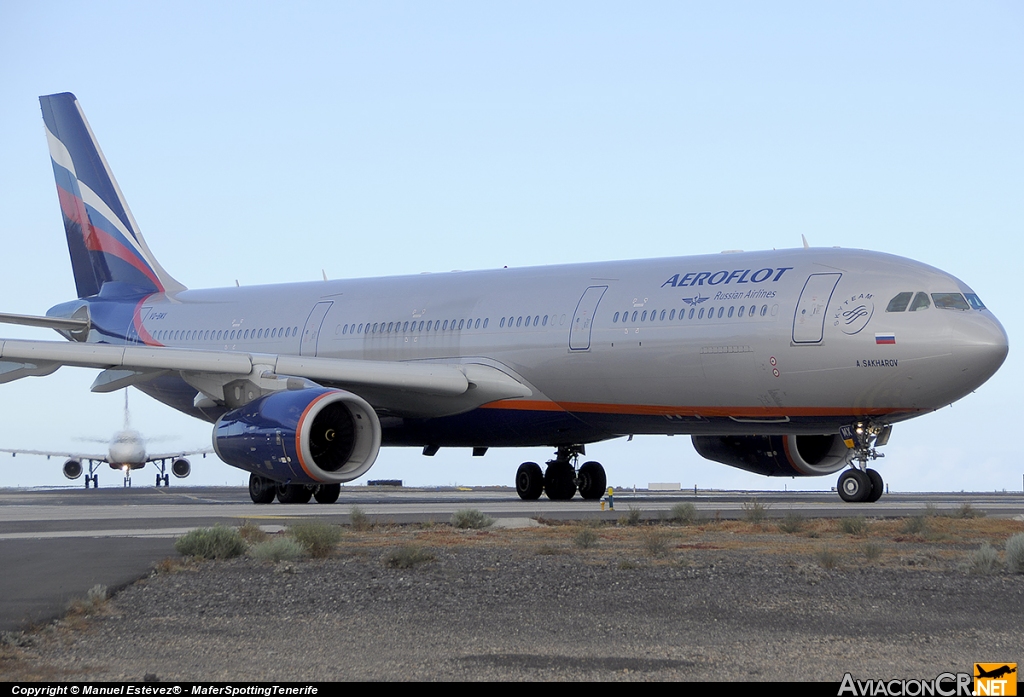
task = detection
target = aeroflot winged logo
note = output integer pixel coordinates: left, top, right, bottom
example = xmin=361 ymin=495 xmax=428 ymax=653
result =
xmin=661 ymin=267 xmax=793 ymax=288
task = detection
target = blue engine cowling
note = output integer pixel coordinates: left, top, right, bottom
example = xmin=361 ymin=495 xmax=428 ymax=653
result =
xmin=213 ymin=387 xmax=381 ymax=485
xmin=691 ymin=434 xmax=852 ymax=477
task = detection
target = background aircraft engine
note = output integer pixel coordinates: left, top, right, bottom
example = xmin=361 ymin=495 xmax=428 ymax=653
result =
xmin=213 ymin=387 xmax=382 ymax=484
xmin=62 ymin=458 xmax=83 ymax=480
xmin=171 ymin=458 xmax=191 ymax=478
xmin=691 ymin=434 xmax=852 ymax=477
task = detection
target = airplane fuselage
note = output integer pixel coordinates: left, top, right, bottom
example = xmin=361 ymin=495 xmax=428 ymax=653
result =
xmin=58 ymin=247 xmax=1007 ymax=450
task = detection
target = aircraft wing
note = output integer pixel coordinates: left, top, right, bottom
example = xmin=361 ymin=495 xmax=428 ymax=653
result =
xmin=0 ymin=338 xmax=531 ymax=418
xmin=0 ymin=448 xmax=108 ymax=462
xmin=146 ymin=448 xmax=214 ymax=462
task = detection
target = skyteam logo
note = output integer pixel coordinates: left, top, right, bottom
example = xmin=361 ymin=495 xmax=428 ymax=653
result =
xmin=833 ymin=293 xmax=875 ymax=335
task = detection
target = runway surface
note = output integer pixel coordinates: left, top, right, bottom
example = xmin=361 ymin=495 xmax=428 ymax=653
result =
xmin=2 ymin=485 xmax=1022 ymax=632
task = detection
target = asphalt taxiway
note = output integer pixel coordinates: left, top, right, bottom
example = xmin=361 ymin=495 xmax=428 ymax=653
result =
xmin=2 ymin=485 xmax=1022 ymax=632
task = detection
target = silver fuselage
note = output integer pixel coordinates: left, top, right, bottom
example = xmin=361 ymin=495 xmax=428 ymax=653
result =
xmin=112 ymin=247 xmax=1006 ymax=448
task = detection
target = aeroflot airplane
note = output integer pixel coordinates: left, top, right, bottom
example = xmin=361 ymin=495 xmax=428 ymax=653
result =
xmin=0 ymin=93 xmax=1009 ymax=504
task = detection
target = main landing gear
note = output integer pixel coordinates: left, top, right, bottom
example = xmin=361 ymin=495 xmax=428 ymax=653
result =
xmin=516 ymin=445 xmax=606 ymax=501
xmin=836 ymin=422 xmax=891 ymax=503
xmin=247 ymin=474 xmax=341 ymax=504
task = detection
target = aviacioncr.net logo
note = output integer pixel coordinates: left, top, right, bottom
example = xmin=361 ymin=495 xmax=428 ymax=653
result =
xmin=838 ymin=672 xmax=973 ymax=696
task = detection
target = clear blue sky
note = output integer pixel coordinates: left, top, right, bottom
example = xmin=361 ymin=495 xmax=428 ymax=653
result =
xmin=0 ymin=2 xmax=1021 ymax=492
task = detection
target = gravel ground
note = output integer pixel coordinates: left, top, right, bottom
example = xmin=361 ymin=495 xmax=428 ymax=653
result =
xmin=3 ymin=517 xmax=1023 ymax=682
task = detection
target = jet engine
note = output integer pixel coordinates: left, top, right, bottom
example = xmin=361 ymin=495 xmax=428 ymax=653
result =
xmin=171 ymin=458 xmax=191 ymax=478
xmin=213 ymin=387 xmax=381 ymax=484
xmin=63 ymin=458 xmax=83 ymax=480
xmin=691 ymin=434 xmax=852 ymax=477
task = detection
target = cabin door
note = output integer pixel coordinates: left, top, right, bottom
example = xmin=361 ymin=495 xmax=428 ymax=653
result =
xmin=300 ymin=301 xmax=333 ymax=356
xmin=792 ymin=273 xmax=841 ymax=344
xmin=569 ymin=286 xmax=608 ymax=351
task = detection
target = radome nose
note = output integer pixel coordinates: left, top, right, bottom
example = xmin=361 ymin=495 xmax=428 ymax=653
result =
xmin=951 ymin=312 xmax=1009 ymax=387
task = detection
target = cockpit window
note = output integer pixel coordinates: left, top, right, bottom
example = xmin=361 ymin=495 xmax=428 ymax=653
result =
xmin=964 ymin=293 xmax=986 ymax=310
xmin=886 ymin=292 xmax=913 ymax=313
xmin=908 ymin=292 xmax=930 ymax=312
xmin=931 ymin=293 xmax=970 ymax=311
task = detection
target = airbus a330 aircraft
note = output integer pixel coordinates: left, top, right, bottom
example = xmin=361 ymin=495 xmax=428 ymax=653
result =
xmin=0 ymin=93 xmax=1008 ymax=504
xmin=0 ymin=390 xmax=210 ymax=488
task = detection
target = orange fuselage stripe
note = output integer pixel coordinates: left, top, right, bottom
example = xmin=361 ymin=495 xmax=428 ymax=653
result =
xmin=479 ymin=399 xmax=913 ymax=418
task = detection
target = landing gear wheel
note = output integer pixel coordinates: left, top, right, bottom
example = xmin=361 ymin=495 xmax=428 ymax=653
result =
xmin=544 ymin=462 xmax=577 ymax=501
xmin=248 ymin=474 xmax=276 ymax=504
xmin=576 ymin=461 xmax=606 ymax=500
xmin=313 ymin=483 xmax=341 ymax=504
xmin=838 ymin=469 xmax=871 ymax=503
xmin=865 ymin=469 xmax=884 ymax=503
xmin=516 ymin=462 xmax=544 ymax=500
xmin=276 ymin=484 xmax=314 ymax=504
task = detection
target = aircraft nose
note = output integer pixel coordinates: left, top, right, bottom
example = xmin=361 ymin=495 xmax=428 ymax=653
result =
xmin=950 ymin=312 xmax=1009 ymax=388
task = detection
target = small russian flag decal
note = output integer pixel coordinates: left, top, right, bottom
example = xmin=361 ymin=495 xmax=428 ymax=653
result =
xmin=875 ymin=333 xmax=896 ymax=345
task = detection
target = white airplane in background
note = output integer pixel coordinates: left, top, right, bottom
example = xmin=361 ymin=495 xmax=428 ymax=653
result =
xmin=0 ymin=92 xmax=1009 ymax=505
xmin=0 ymin=390 xmax=211 ymax=488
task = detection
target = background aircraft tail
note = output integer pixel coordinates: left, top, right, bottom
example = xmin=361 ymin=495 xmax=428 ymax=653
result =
xmin=39 ymin=93 xmax=184 ymax=298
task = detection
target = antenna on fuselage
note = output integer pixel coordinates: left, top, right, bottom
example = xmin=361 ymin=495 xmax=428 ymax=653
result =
xmin=123 ymin=389 xmax=131 ymax=431
xmin=801 ymin=234 xmax=810 ymax=249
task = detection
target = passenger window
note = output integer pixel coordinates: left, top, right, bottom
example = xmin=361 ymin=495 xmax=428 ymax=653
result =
xmin=688 ymin=308 xmax=694 ymax=319
xmin=760 ymin=305 xmax=767 ymax=317
xmin=641 ymin=310 xmax=647 ymax=322
xmin=541 ymin=315 xmax=547 ymax=326
xmin=738 ymin=306 xmax=745 ymax=318
xmin=931 ymin=293 xmax=970 ymax=310
xmin=728 ymin=306 xmax=734 ymax=318
xmin=483 ymin=318 xmax=489 ymax=328
xmin=631 ymin=311 xmax=638 ymax=323
xmin=698 ymin=308 xmax=704 ymax=319
xmin=669 ymin=309 xmax=675 ymax=321
xmin=500 ymin=317 xmax=506 ymax=328
xmin=909 ymin=292 xmax=930 ymax=312
xmin=534 ymin=315 xmax=540 ymax=326
xmin=717 ymin=307 xmax=724 ymax=319
xmin=458 ymin=319 xmax=464 ymax=330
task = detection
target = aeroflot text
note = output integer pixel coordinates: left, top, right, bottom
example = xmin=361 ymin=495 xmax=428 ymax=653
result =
xmin=662 ymin=267 xmax=793 ymax=288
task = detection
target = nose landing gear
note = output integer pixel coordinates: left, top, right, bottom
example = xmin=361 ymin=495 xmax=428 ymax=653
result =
xmin=515 ymin=445 xmax=606 ymax=501
xmin=837 ymin=423 xmax=891 ymax=503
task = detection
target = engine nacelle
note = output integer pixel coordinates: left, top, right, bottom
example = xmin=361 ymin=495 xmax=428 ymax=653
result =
xmin=171 ymin=458 xmax=191 ymax=478
xmin=213 ymin=387 xmax=381 ymax=485
xmin=63 ymin=458 xmax=83 ymax=480
xmin=691 ymin=434 xmax=852 ymax=477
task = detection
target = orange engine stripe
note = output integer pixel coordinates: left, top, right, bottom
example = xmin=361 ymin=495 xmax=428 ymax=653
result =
xmin=294 ymin=391 xmax=338 ymax=482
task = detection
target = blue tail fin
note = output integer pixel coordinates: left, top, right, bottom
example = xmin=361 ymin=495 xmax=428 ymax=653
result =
xmin=39 ymin=93 xmax=184 ymax=298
